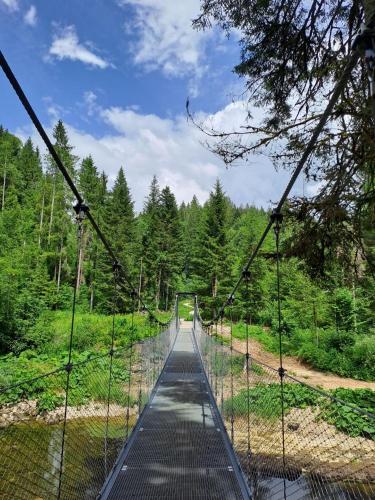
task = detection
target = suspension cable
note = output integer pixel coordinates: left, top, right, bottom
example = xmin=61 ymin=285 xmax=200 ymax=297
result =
xmin=243 ymin=269 xmax=252 ymax=481
xmin=104 ymin=261 xmax=120 ymax=477
xmin=228 ymin=298 xmax=235 ymax=445
xmin=57 ymin=203 xmax=86 ymax=499
xmin=220 ymin=313 xmax=225 ymax=414
xmin=273 ymin=211 xmax=287 ymax=500
xmin=125 ymin=291 xmax=136 ymax=440
xmin=137 ymin=344 xmax=144 ymax=418
xmin=214 ymin=320 xmax=218 ymax=399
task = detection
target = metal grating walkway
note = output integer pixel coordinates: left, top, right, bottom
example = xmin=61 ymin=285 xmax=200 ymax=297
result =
xmin=100 ymin=325 xmax=250 ymax=500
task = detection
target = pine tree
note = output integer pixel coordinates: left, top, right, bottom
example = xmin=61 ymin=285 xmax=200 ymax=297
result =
xmin=106 ymin=167 xmax=135 ymax=269
xmin=159 ymin=186 xmax=183 ymax=309
xmin=141 ymin=176 xmax=163 ymax=308
xmin=44 ymin=121 xmax=78 ymax=300
xmin=76 ymin=156 xmax=102 ymax=298
xmin=198 ymin=180 xmax=231 ymax=314
xmin=181 ymin=195 xmax=204 ymax=285
xmin=0 ymin=130 xmax=22 ymax=213
xmin=90 ymin=171 xmax=113 ymax=312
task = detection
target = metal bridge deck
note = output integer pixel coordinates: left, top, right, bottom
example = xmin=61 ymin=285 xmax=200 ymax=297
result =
xmin=101 ymin=325 xmax=250 ymax=500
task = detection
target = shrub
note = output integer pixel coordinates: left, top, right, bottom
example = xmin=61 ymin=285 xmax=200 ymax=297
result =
xmin=321 ymin=388 xmax=375 ymax=439
xmin=225 ymin=384 xmax=375 ymax=440
xmin=225 ymin=383 xmax=320 ymax=420
xmin=325 ymin=330 xmax=355 ymax=352
xmin=350 ymin=337 xmax=375 ymax=380
xmin=36 ymin=391 xmax=64 ymax=413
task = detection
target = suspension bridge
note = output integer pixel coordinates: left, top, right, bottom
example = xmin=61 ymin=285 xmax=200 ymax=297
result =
xmin=1 ymin=23 xmax=375 ymax=500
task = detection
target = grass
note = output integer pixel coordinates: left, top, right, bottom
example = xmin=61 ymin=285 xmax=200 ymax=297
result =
xmin=231 ymin=323 xmax=278 ymax=352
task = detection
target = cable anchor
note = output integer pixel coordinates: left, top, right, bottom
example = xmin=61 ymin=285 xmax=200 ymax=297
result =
xmin=73 ymin=201 xmax=89 ymax=222
xmin=242 ymin=269 xmax=251 ymax=282
xmin=227 ymin=294 xmax=235 ymax=306
xmin=64 ymin=362 xmax=73 ymax=373
xmin=271 ymin=209 xmax=283 ymax=235
xmin=112 ymin=260 xmax=121 ymax=273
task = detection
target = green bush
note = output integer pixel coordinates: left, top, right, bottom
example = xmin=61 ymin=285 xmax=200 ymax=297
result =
xmin=350 ymin=337 xmax=375 ymax=380
xmin=325 ymin=330 xmax=355 ymax=352
xmin=36 ymin=391 xmax=64 ymax=413
xmin=225 ymin=383 xmax=320 ymax=420
xmin=321 ymin=388 xmax=375 ymax=439
xmin=225 ymin=384 xmax=375 ymax=440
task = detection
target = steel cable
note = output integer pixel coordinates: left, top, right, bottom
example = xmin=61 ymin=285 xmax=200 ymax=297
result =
xmin=125 ymin=292 xmax=136 ymax=440
xmin=104 ymin=263 xmax=119 ymax=477
xmin=243 ymin=270 xmax=253 ymax=491
xmin=229 ymin=300 xmax=235 ymax=445
xmin=273 ymin=211 xmax=287 ymax=500
xmin=57 ymin=204 xmax=86 ymax=500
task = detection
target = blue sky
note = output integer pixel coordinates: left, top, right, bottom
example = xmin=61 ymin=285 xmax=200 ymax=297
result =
xmin=0 ymin=0 xmax=304 ymax=211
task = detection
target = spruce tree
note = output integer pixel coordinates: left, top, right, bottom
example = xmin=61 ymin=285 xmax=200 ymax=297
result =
xmin=106 ymin=167 xmax=135 ymax=268
xmin=198 ymin=180 xmax=231 ymax=314
xmin=141 ymin=176 xmax=162 ymax=308
xmin=181 ymin=195 xmax=204 ymax=286
xmin=159 ymin=186 xmax=183 ymax=309
xmin=44 ymin=121 xmax=78 ymax=300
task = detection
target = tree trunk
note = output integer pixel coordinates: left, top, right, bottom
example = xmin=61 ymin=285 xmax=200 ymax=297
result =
xmin=53 ymin=252 xmax=58 ymax=282
xmin=90 ymin=279 xmax=95 ymax=312
xmin=48 ymin=174 xmax=56 ymax=246
xmin=90 ymin=248 xmax=97 ymax=313
xmin=212 ymin=275 xmax=218 ymax=298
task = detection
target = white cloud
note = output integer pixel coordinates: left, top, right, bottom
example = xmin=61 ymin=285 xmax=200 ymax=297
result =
xmin=119 ymin=0 xmax=209 ymax=79
xmin=83 ymin=91 xmax=98 ymax=116
xmin=24 ymin=5 xmax=37 ymax=26
xmin=0 ymin=0 xmax=18 ymax=11
xmin=48 ymin=25 xmax=110 ymax=69
xmin=16 ymin=99 xmax=294 ymax=212
xmin=42 ymin=97 xmax=67 ymax=121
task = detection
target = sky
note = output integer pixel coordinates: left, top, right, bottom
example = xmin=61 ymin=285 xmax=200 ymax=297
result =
xmin=0 ymin=0 xmax=306 ymax=211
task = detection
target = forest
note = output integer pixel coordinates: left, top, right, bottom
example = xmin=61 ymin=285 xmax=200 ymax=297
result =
xmin=0 ymin=121 xmax=374 ymax=388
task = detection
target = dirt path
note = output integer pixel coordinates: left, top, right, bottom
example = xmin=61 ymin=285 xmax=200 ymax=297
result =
xmin=219 ymin=326 xmax=375 ymax=391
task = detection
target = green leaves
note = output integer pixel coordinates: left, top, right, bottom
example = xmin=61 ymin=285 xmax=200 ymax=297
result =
xmin=321 ymin=389 xmax=375 ymax=440
xmin=225 ymin=383 xmax=375 ymax=440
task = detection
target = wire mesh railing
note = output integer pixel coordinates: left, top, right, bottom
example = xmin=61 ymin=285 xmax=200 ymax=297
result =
xmin=0 ymin=319 xmax=177 ymax=500
xmin=194 ymin=316 xmax=375 ymax=500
